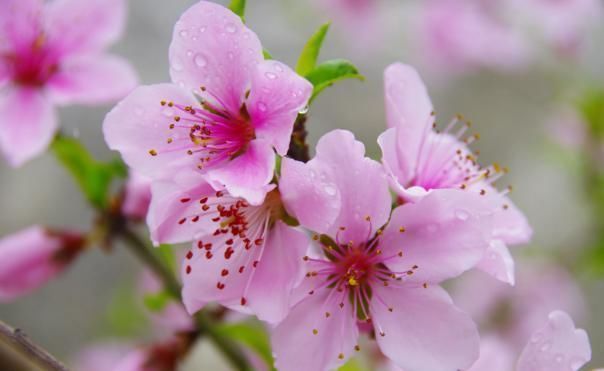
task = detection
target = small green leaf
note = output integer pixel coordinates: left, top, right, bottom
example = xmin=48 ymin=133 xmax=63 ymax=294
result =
xmin=51 ymin=135 xmax=124 ymax=209
xmin=143 ymin=290 xmax=172 ymax=312
xmin=217 ymin=321 xmax=274 ymax=369
xmin=296 ymin=23 xmax=330 ymax=76
xmin=263 ymin=49 xmax=273 ymax=60
xmin=305 ymin=59 xmax=364 ymax=102
xmin=228 ymin=0 xmax=246 ymax=22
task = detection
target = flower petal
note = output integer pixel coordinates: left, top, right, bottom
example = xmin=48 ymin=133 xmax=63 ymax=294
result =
xmin=0 ymin=0 xmax=43 ymax=51
xmin=272 ymin=289 xmax=359 ymax=371
xmin=247 ymin=60 xmax=313 ymax=155
xmin=0 ymin=87 xmax=57 ymax=167
xmin=246 ymin=222 xmax=309 ymax=323
xmin=517 ymin=310 xmax=591 ymax=371
xmin=45 ymin=0 xmax=126 ymax=56
xmin=467 ymin=336 xmax=515 ymax=371
xmin=47 ymin=55 xmax=137 ymax=105
xmin=280 ymin=157 xmax=341 ymax=234
xmin=147 ymin=176 xmax=216 ymax=245
xmin=379 ymin=189 xmax=494 ymax=284
xmin=475 ymin=239 xmax=515 ymax=285
xmin=103 ymin=83 xmax=198 ymax=178
xmin=492 ymin=195 xmax=532 ymax=245
xmin=206 ymin=139 xmax=275 ymax=205
xmin=371 ymin=285 xmax=479 ymax=371
xmin=168 ymin=1 xmax=263 ymax=114
xmin=283 ymin=130 xmax=391 ymax=242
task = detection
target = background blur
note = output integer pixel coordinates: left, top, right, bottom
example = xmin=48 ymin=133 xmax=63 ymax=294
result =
xmin=1 ymin=0 xmax=603 ymax=368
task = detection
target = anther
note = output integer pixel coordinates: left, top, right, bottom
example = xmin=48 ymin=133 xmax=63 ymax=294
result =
xmin=399 ymin=227 xmax=406 ymax=233
xmin=221 ymin=269 xmax=229 ymax=276
xmin=186 ymin=251 xmax=193 ymax=259
xmin=185 ymin=265 xmax=191 ymax=274
xmin=149 ymin=149 xmax=158 ymax=156
xmin=240 ymin=297 xmax=247 ymax=306
xmin=312 ymin=329 xmax=318 ymax=335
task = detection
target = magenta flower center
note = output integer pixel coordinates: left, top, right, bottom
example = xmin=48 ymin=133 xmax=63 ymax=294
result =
xmin=151 ymin=95 xmax=256 ymax=171
xmin=3 ymin=35 xmax=59 ymax=86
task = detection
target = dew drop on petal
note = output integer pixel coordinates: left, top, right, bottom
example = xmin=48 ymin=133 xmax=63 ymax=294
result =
xmin=274 ymin=63 xmax=284 ymax=72
xmin=225 ymin=22 xmax=237 ymax=33
xmin=539 ymin=341 xmax=551 ymax=352
xmin=553 ymin=354 xmax=564 ymax=363
xmin=265 ymin=72 xmax=277 ymax=80
xmin=530 ymin=331 xmax=543 ymax=343
xmin=227 ymin=52 xmax=234 ymax=60
xmin=299 ymin=105 xmax=309 ymax=114
xmin=199 ymin=26 xmax=207 ymax=33
xmin=257 ymin=102 xmax=267 ymax=112
xmin=134 ymin=106 xmax=144 ymax=116
xmin=455 ymin=209 xmax=470 ymax=220
xmin=323 ymin=184 xmax=337 ymax=196
xmin=171 ymin=57 xmax=184 ymax=72
xmin=194 ymin=54 xmax=208 ymax=68
xmin=569 ymin=356 xmax=586 ymax=370
xmin=179 ymin=29 xmax=188 ymax=38
xmin=162 ymin=108 xmax=174 ymax=117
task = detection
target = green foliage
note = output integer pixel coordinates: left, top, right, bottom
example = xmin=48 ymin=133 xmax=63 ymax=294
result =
xmin=263 ymin=49 xmax=273 ymax=60
xmin=143 ymin=290 xmax=172 ymax=312
xmin=306 ymin=59 xmax=364 ymax=102
xmin=217 ymin=321 xmax=274 ymax=369
xmin=154 ymin=244 xmax=177 ymax=274
xmin=339 ymin=358 xmax=367 ymax=371
xmin=102 ymin=285 xmax=148 ymax=338
xmin=578 ymin=89 xmax=604 ymax=139
xmin=228 ymin=0 xmax=246 ymax=22
xmin=51 ymin=135 xmax=126 ymax=209
xmin=296 ymin=23 xmax=330 ymax=76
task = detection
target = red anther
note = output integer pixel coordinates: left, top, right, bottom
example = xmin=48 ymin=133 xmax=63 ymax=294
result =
xmin=202 ymin=204 xmax=210 ymax=211
xmin=240 ymin=297 xmax=247 ymax=306
xmin=185 ymin=265 xmax=192 ymax=274
xmin=221 ymin=269 xmax=229 ymax=276
xmin=254 ymin=238 xmax=263 ymax=246
xmin=180 ymin=198 xmax=191 ymax=203
xmin=197 ymin=241 xmax=203 ymax=249
xmin=226 ymin=239 xmax=234 ymax=245
xmin=211 ymin=217 xmax=220 ymax=222
xmin=238 ymin=266 xmax=245 ymax=273
xmin=216 ymin=282 xmax=225 ymax=290
xmin=192 ymin=216 xmax=200 ymax=222
xmin=216 ymin=191 xmax=224 ymax=197
xmin=186 ymin=251 xmax=193 ymax=259
xmin=205 ymin=251 xmax=213 ymax=259
xmin=199 ymin=197 xmax=208 ymax=204
xmin=253 ymin=260 xmax=259 ymax=268
xmin=178 ymin=218 xmax=187 ymax=225
xmin=224 ymin=247 xmax=234 ymax=260
xmin=204 ymin=243 xmax=212 ymax=250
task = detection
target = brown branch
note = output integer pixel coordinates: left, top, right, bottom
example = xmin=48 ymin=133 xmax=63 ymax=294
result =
xmin=287 ymin=114 xmax=310 ymax=162
xmin=0 ymin=320 xmax=68 ymax=371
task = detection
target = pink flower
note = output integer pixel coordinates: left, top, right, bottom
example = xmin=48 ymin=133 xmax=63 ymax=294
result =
xmin=0 ymin=0 xmax=137 ymax=167
xmin=146 ymin=172 xmax=309 ymax=324
xmin=104 ymin=1 xmax=312 ymax=205
xmin=272 ymin=129 xmax=495 ymax=371
xmin=516 ymin=310 xmax=591 ymax=371
xmin=378 ymin=63 xmax=532 ymax=285
xmin=70 ymin=343 xmax=134 ymax=371
xmin=0 ymin=225 xmax=85 ymax=301
xmin=122 ymin=172 xmax=152 ymax=220
xmin=417 ymin=0 xmax=529 ymax=73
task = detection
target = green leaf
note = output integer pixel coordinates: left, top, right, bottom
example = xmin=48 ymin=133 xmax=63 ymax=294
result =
xmin=263 ymin=49 xmax=273 ymax=60
xmin=143 ymin=290 xmax=172 ymax=312
xmin=228 ymin=0 xmax=246 ymax=22
xmin=217 ymin=321 xmax=274 ymax=369
xmin=51 ymin=135 xmax=124 ymax=209
xmin=578 ymin=89 xmax=604 ymax=139
xmin=296 ymin=23 xmax=330 ymax=76
xmin=305 ymin=59 xmax=364 ymax=102
xmin=154 ymin=244 xmax=177 ymax=274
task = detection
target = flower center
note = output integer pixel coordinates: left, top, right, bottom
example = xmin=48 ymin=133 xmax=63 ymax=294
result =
xmin=4 ymin=34 xmax=58 ymax=86
xmin=150 ymin=92 xmax=256 ymax=171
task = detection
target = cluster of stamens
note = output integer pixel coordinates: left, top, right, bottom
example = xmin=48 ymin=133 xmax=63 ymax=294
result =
xmin=148 ymin=87 xmax=255 ymax=171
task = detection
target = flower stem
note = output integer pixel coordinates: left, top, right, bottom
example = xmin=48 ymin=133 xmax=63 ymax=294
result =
xmin=0 ymin=320 xmax=68 ymax=371
xmin=287 ymin=114 xmax=310 ymax=162
xmin=118 ymin=226 xmax=252 ymax=371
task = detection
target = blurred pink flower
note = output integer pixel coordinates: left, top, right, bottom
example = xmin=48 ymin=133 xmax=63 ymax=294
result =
xmin=0 ymin=0 xmax=137 ymax=167
xmin=122 ymin=172 xmax=152 ymax=220
xmin=453 ymin=262 xmax=586 ymax=348
xmin=146 ymin=172 xmax=308 ymax=324
xmin=466 ymin=336 xmax=516 ymax=371
xmin=0 ymin=225 xmax=85 ymax=301
xmin=139 ymin=269 xmax=194 ymax=335
xmin=548 ymin=107 xmax=588 ymax=151
xmin=272 ymin=129 xmax=495 ymax=371
xmin=417 ymin=0 xmax=529 ymax=74
xmin=70 ymin=343 xmax=134 ymax=371
xmin=378 ymin=63 xmax=532 ymax=285
xmin=516 ymin=310 xmax=591 ymax=371
xmin=104 ymin=1 xmax=312 ymax=205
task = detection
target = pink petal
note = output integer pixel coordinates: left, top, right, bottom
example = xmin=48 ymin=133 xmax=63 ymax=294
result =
xmin=280 ymin=157 xmax=341 ymax=235
xmin=121 ymin=172 xmax=152 ymax=221
xmin=517 ymin=311 xmax=591 ymax=371
xmin=272 ymin=289 xmax=359 ymax=371
xmin=0 ymin=87 xmax=57 ymax=167
xmin=466 ymin=336 xmax=515 ymax=371
xmin=284 ymin=130 xmax=391 ymax=242
xmin=206 ymin=139 xmax=275 ymax=206
xmin=0 ymin=0 xmax=43 ymax=51
xmin=247 ymin=60 xmax=313 ymax=155
xmin=47 ymin=55 xmax=137 ymax=105
xmin=476 ymin=239 xmax=515 ymax=285
xmin=147 ymin=176 xmax=216 ymax=245
xmin=168 ymin=1 xmax=263 ymax=114
xmin=379 ymin=189 xmax=494 ymax=284
xmin=103 ymin=83 xmax=198 ymax=178
xmin=492 ymin=195 xmax=532 ymax=245
xmin=372 ymin=285 xmax=479 ymax=371
xmin=383 ymin=63 xmax=433 ymax=183
xmin=245 ymin=222 xmax=309 ymax=323
xmin=0 ymin=226 xmax=62 ymax=301
xmin=45 ymin=0 xmax=126 ymax=56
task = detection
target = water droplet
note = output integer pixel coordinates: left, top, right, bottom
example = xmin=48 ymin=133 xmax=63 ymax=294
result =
xmin=299 ymin=105 xmax=309 ymax=114
xmin=199 ymin=26 xmax=207 ymax=33
xmin=257 ymin=102 xmax=267 ymax=112
xmin=265 ymin=72 xmax=277 ymax=80
xmin=179 ymin=29 xmax=188 ymax=38
xmin=539 ymin=341 xmax=551 ymax=352
xmin=192 ymin=36 xmax=198 ymax=41
xmin=274 ymin=63 xmax=284 ymax=72
xmin=194 ymin=54 xmax=208 ymax=68
xmin=455 ymin=209 xmax=470 ymax=221
xmin=162 ymin=108 xmax=174 ymax=117
xmin=227 ymin=52 xmax=234 ymax=60
xmin=530 ymin=332 xmax=543 ymax=343
xmin=323 ymin=184 xmax=337 ymax=196
xmin=423 ymin=224 xmax=439 ymax=235
xmin=186 ymin=50 xmax=193 ymax=57
xmin=554 ymin=354 xmax=564 ymax=363
xmin=225 ymin=22 xmax=237 ymax=33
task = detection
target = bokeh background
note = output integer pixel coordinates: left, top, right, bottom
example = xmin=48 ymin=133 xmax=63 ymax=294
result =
xmin=1 ymin=0 xmax=603 ymax=369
